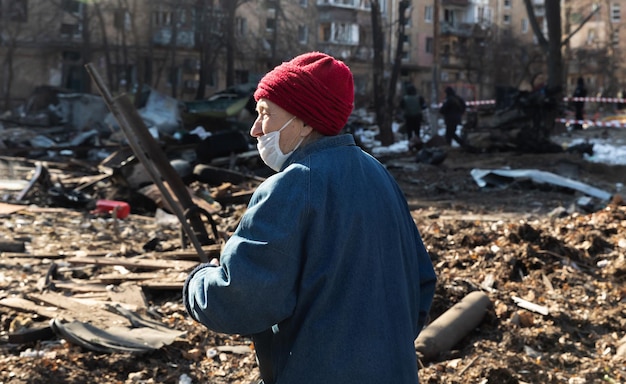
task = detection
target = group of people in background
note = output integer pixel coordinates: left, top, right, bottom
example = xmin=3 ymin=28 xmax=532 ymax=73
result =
xmin=400 ymin=83 xmax=467 ymax=148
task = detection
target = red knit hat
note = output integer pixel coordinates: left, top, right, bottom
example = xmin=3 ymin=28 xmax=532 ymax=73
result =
xmin=254 ymin=52 xmax=354 ymax=136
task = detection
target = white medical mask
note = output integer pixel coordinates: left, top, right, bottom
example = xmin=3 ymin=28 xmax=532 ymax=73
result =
xmin=257 ymin=116 xmax=300 ymax=172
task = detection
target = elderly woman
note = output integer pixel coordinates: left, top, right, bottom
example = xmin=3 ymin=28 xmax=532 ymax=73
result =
xmin=184 ymin=52 xmax=436 ymax=384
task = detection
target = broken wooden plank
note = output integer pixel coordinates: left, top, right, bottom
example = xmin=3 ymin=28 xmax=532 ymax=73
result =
xmin=511 ymin=296 xmax=549 ymax=316
xmin=0 ymin=202 xmax=27 ymax=215
xmin=95 ymin=271 xmax=164 ymax=283
xmin=137 ymin=182 xmax=222 ymax=216
xmin=0 ymin=240 xmax=26 ymax=253
xmin=0 ymin=296 xmax=124 ymax=329
xmin=50 ymin=280 xmax=109 ymax=293
xmin=27 ymin=292 xmax=130 ymax=326
xmin=140 ymin=280 xmax=185 ymax=291
xmin=107 ymin=283 xmax=148 ymax=310
xmin=153 ymin=244 xmax=222 ymax=260
xmin=64 ymin=256 xmax=198 ymax=270
xmin=2 ymin=251 xmax=108 ymax=259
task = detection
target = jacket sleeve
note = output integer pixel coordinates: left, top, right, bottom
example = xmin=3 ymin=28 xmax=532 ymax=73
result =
xmin=184 ymin=171 xmax=309 ymax=335
xmin=416 ymin=247 xmax=437 ymax=332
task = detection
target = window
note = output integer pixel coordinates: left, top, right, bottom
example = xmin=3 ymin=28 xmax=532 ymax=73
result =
xmin=168 ymin=67 xmax=181 ymax=88
xmin=424 ymin=5 xmax=432 ymax=23
xmin=177 ymin=9 xmax=187 ymax=24
xmin=503 ymin=0 xmax=511 ymax=9
xmin=610 ymin=2 xmax=621 ymax=23
xmin=236 ymin=17 xmax=247 ymax=36
xmin=298 ymin=25 xmax=308 ymax=44
xmin=235 ymin=70 xmax=249 ymax=85
xmin=503 ymin=14 xmax=510 ymax=24
xmin=444 ymin=9 xmax=455 ymax=25
xmin=62 ymin=0 xmax=82 ymax=15
xmin=60 ymin=23 xmax=81 ymax=38
xmin=477 ymin=6 xmax=485 ymax=22
xmin=425 ymin=37 xmax=433 ymax=54
xmin=114 ymin=9 xmax=131 ymax=31
xmin=612 ymin=30 xmax=619 ymax=46
xmin=586 ymin=29 xmax=596 ymax=45
xmin=300 ymin=0 xmax=308 ymax=7
xmin=320 ymin=22 xmax=359 ymax=45
xmin=266 ymin=17 xmax=275 ymax=31
xmin=153 ymin=9 xmax=172 ymax=27
xmin=521 ymin=18 xmax=528 ymax=33
xmin=62 ymin=51 xmax=81 ymax=62
xmin=0 ymin=0 xmax=28 ymax=22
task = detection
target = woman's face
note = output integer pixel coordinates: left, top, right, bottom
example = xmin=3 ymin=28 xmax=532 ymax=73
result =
xmin=251 ymin=98 xmax=312 ymax=154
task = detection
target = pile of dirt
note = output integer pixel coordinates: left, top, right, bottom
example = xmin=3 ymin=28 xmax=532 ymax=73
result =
xmin=1 ymin=127 xmax=625 ymax=384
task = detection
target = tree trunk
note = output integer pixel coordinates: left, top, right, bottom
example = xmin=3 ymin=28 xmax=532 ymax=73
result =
xmin=1 ymin=44 xmax=16 ymax=111
xmin=370 ymin=0 xmax=393 ymax=146
xmin=386 ymin=1 xmax=409 ymax=123
xmin=93 ymin=3 xmax=114 ymax=91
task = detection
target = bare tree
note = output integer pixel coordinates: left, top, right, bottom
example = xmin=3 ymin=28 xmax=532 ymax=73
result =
xmin=220 ymin=0 xmax=250 ymax=87
xmin=524 ymin=0 xmax=602 ymax=139
xmin=194 ymin=0 xmax=225 ymax=99
xmin=0 ymin=1 xmax=60 ymax=109
xmin=370 ymin=0 xmax=409 ymax=146
xmin=0 ymin=5 xmax=26 ymax=110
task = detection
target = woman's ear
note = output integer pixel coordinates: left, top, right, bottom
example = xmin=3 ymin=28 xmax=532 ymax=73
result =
xmin=300 ymin=121 xmax=314 ymax=137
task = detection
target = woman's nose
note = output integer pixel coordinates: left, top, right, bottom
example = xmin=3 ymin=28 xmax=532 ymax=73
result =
xmin=250 ymin=117 xmax=262 ymax=137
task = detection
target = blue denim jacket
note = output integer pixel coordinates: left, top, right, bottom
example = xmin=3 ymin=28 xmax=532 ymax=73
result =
xmin=184 ymin=134 xmax=436 ymax=383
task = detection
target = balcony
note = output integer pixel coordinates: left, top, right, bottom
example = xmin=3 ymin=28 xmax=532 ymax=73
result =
xmin=440 ymin=22 xmax=479 ymax=37
xmin=319 ymin=22 xmax=360 ymax=46
xmin=442 ymin=0 xmax=470 ymax=7
xmin=153 ymin=27 xmax=196 ymax=48
xmin=316 ymin=0 xmax=370 ymax=11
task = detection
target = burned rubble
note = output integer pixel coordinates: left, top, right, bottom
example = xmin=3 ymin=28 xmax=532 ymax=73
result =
xmin=0 ymin=85 xmax=625 ymax=383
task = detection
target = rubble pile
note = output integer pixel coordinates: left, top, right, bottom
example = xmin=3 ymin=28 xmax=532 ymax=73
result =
xmin=0 ymin=86 xmax=625 ymax=383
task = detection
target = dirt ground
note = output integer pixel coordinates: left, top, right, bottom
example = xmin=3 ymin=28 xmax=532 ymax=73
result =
xmin=1 ymin=126 xmax=625 ymax=384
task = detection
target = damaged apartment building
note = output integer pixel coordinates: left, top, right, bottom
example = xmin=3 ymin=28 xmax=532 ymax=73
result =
xmin=1 ymin=0 xmax=625 ymax=111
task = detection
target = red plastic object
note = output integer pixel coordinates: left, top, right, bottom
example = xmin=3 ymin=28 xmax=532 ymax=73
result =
xmin=95 ymin=200 xmax=130 ymax=219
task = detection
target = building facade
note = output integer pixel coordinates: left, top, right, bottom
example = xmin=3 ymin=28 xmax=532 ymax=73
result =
xmin=1 ymin=0 xmax=625 ymax=111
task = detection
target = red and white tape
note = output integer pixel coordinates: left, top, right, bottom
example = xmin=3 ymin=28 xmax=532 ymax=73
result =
xmin=555 ymin=118 xmax=626 ymax=128
xmin=566 ymin=97 xmax=626 ymax=103
xmin=462 ymin=97 xmax=626 ymax=105
xmin=438 ymin=97 xmax=626 ymax=108
xmin=466 ymin=100 xmax=495 ymax=106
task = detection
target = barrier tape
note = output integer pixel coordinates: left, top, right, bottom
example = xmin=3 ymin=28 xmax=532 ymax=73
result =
xmin=567 ymin=97 xmax=626 ymax=103
xmin=466 ymin=100 xmax=495 ymax=106
xmin=555 ymin=118 xmax=626 ymax=128
xmin=461 ymin=97 xmax=626 ymax=106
